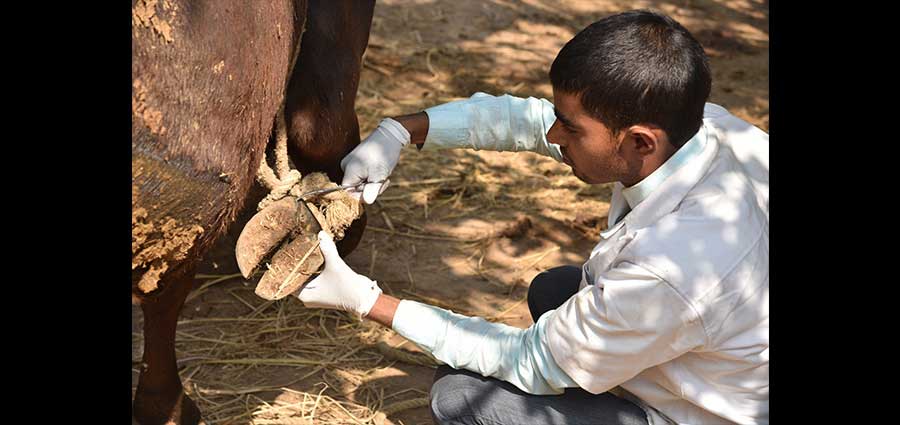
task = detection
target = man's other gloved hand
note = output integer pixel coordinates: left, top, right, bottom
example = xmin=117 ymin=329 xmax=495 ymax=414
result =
xmin=294 ymin=231 xmax=383 ymax=317
xmin=340 ymin=118 xmax=410 ymax=204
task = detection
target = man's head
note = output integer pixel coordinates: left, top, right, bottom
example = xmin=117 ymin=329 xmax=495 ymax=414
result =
xmin=547 ymin=10 xmax=711 ymax=186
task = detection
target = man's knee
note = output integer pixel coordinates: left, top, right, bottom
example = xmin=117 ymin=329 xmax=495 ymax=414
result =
xmin=430 ymin=366 xmax=484 ymax=425
xmin=527 ymin=265 xmax=582 ymax=321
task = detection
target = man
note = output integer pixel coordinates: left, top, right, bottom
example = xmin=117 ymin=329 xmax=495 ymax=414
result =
xmin=295 ymin=10 xmax=768 ymax=425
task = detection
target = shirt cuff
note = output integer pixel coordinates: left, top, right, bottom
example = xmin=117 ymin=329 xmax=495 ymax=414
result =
xmin=422 ymin=101 xmax=470 ymax=151
xmin=391 ymin=299 xmax=448 ymax=352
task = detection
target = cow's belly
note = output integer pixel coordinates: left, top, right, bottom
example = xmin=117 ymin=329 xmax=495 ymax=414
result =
xmin=131 ymin=147 xmax=242 ymax=296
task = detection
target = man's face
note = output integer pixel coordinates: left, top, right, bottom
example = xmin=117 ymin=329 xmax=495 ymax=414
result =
xmin=547 ymin=89 xmax=633 ymax=185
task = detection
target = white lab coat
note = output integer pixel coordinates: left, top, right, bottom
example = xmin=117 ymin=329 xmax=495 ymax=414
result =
xmin=395 ymin=95 xmax=769 ymax=424
xmin=545 ymin=103 xmax=769 ymax=424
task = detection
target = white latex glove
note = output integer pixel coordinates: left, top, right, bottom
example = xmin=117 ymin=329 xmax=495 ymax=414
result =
xmin=294 ymin=231 xmax=383 ymax=317
xmin=340 ymin=117 xmax=410 ymax=204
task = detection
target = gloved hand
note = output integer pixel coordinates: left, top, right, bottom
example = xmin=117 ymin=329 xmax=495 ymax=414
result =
xmin=340 ymin=117 xmax=410 ymax=204
xmin=294 ymin=231 xmax=383 ymax=317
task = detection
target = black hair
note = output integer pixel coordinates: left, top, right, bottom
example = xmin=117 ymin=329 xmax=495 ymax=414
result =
xmin=549 ymin=10 xmax=711 ymax=147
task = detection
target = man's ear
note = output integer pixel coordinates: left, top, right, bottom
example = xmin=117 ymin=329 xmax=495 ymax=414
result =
xmin=626 ymin=125 xmax=663 ymax=157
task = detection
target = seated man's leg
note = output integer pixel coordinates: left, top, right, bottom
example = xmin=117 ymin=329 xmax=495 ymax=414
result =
xmin=527 ymin=265 xmax=583 ymax=321
xmin=430 ymin=266 xmax=648 ymax=424
xmin=430 ymin=366 xmax=648 ymax=425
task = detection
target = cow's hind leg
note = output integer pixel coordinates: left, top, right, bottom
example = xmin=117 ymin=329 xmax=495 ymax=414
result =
xmin=133 ymin=271 xmax=202 ymax=425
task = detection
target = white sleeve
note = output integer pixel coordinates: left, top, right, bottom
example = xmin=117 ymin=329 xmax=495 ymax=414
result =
xmin=422 ymin=92 xmax=563 ymax=161
xmin=392 ymin=299 xmax=579 ymax=395
xmin=545 ymin=261 xmax=708 ymax=394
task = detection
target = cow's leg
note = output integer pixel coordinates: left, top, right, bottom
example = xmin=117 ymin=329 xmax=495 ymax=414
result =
xmin=133 ymin=271 xmax=202 ymax=425
xmin=284 ymin=1 xmax=377 ymax=259
xmin=336 ymin=208 xmax=367 ymax=257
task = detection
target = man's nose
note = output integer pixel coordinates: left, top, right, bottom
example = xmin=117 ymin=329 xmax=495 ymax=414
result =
xmin=547 ymin=121 xmax=566 ymax=147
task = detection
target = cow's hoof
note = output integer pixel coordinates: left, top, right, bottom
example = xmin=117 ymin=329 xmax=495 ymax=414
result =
xmin=133 ymin=388 xmax=203 ymax=425
xmin=235 ymin=197 xmax=318 ymax=279
xmin=254 ymin=233 xmax=324 ymax=300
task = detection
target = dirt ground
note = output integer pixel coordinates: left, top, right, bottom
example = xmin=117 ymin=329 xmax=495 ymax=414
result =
xmin=132 ymin=1 xmax=768 ymax=423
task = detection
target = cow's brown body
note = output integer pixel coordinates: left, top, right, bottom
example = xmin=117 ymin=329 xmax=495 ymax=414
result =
xmin=131 ymin=1 xmax=375 ymax=423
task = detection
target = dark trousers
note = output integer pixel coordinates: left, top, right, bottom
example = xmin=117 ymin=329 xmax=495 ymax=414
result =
xmin=429 ymin=266 xmax=649 ymax=425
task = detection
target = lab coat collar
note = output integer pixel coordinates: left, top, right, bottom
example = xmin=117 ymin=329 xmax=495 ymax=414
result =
xmin=604 ymin=121 xmax=720 ymax=235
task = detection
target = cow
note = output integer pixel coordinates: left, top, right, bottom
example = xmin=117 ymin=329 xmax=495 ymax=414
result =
xmin=131 ymin=1 xmax=376 ymax=423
